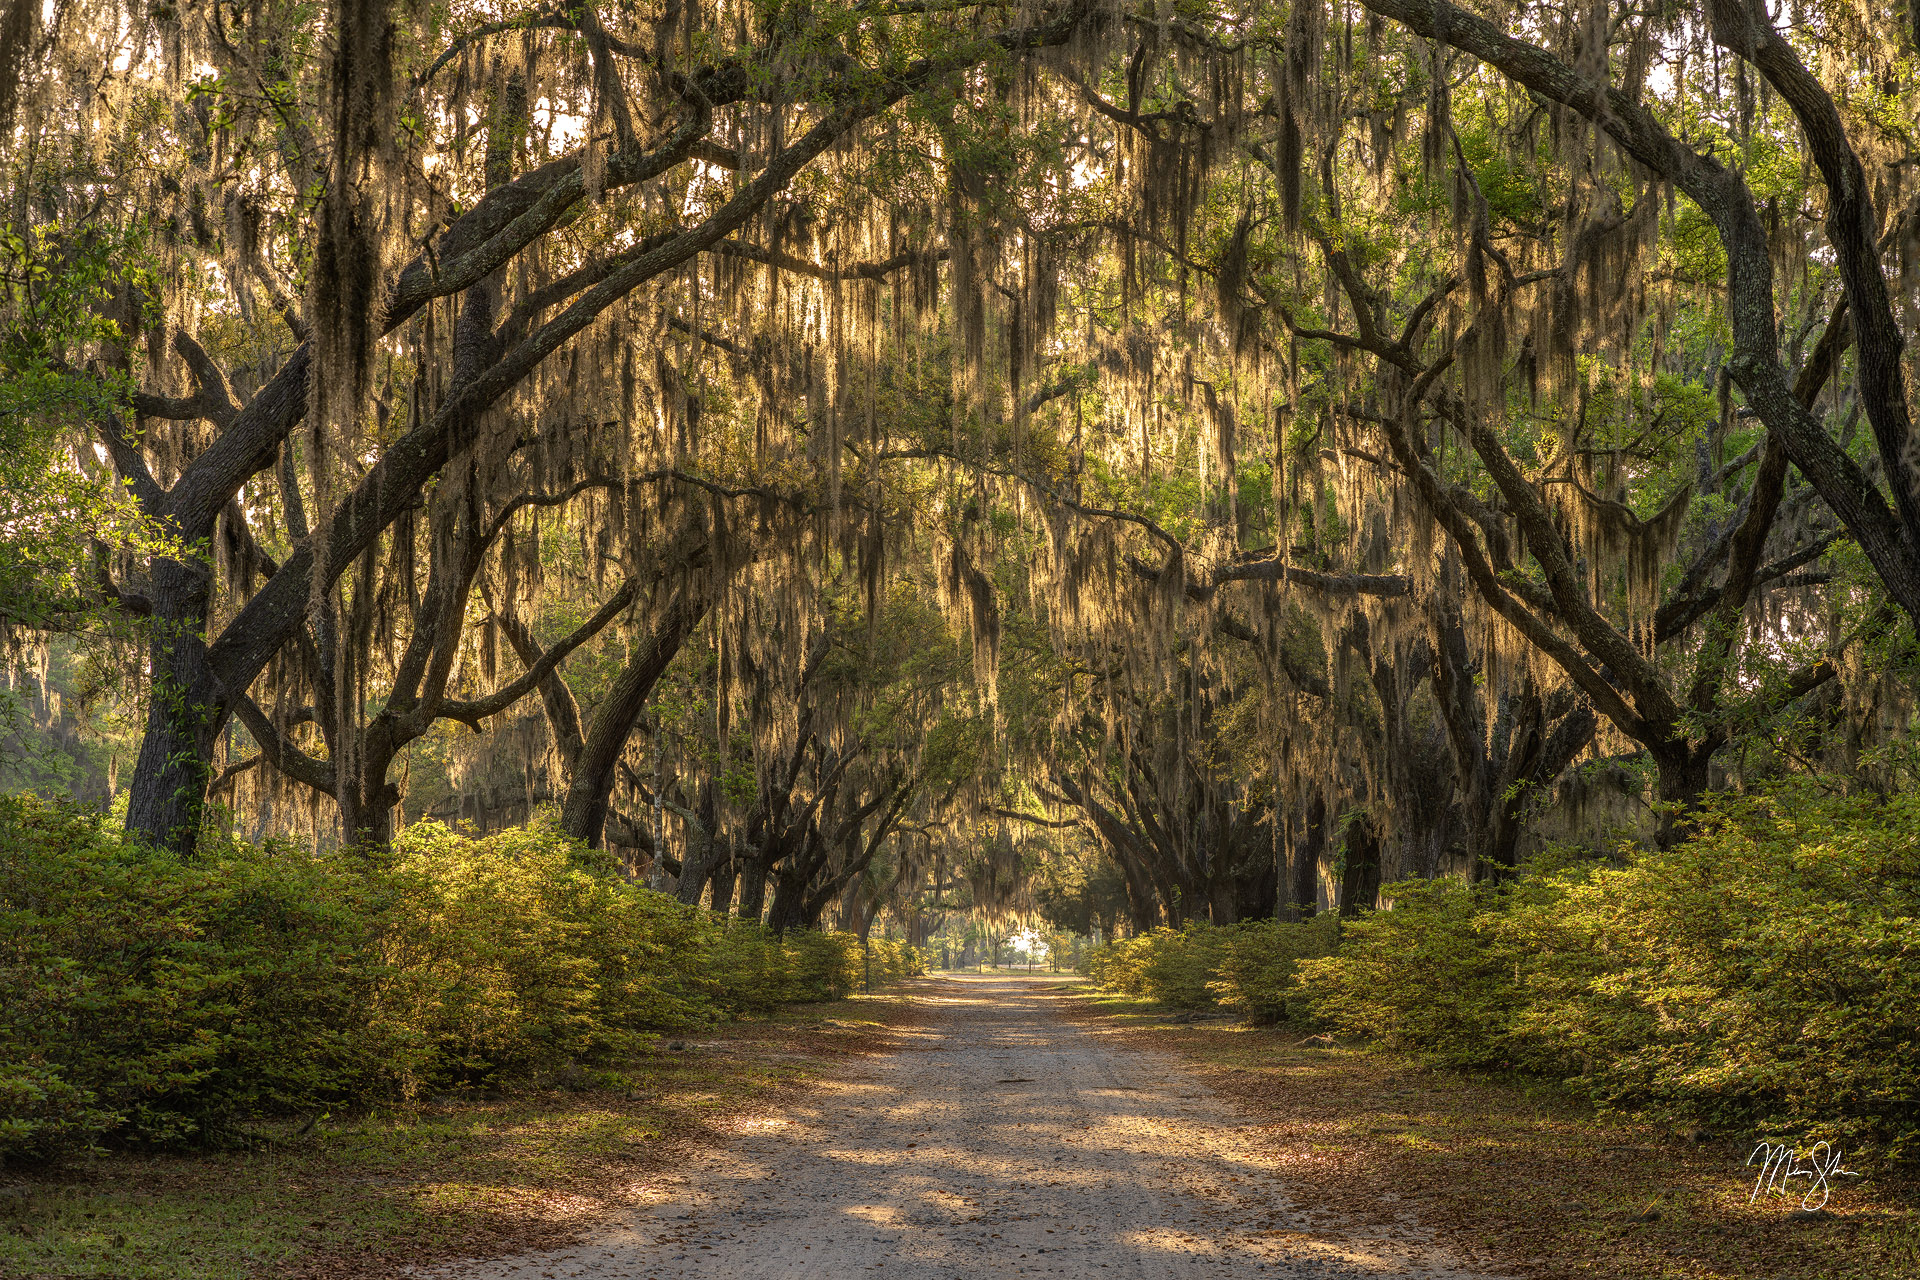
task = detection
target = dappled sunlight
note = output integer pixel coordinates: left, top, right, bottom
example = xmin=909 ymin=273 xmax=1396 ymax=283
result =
xmin=1119 ymin=1225 xmax=1229 ymax=1255
xmin=432 ymin=978 xmax=1501 ymax=1280
xmin=412 ymin=1185 xmax=608 ymax=1228
xmin=729 ymin=1116 xmax=794 ymax=1133
xmin=841 ymin=1204 xmax=906 ymax=1226
xmin=15 ymin=2 xmax=1915 ymax=1278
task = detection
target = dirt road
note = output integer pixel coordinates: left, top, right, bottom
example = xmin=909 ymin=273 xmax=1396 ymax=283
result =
xmin=425 ymin=976 xmax=1499 ymax=1278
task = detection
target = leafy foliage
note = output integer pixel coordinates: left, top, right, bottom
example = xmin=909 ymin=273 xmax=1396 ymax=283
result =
xmin=1086 ymin=915 xmax=1341 ymax=1022
xmin=1298 ymin=786 xmax=1920 ymax=1154
xmin=0 ymin=798 xmax=921 ymax=1163
xmin=1088 ymin=786 xmax=1920 ymax=1156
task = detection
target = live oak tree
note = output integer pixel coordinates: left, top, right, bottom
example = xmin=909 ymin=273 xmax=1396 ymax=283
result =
xmin=5 ymin=0 xmax=1918 ymax=931
xmin=4 ymin=0 xmax=1101 ymax=856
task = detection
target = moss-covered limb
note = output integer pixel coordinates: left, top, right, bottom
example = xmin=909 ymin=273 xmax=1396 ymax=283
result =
xmin=1358 ymin=0 xmax=1920 ymax=625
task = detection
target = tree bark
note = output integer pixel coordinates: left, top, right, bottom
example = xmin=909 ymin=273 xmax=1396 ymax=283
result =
xmin=735 ymin=855 xmax=770 ymax=923
xmin=1338 ymin=812 xmax=1381 ymax=916
xmin=766 ymin=864 xmax=813 ymax=934
xmin=1283 ymin=793 xmax=1326 ymax=920
xmin=126 ymin=558 xmax=225 ymax=852
xmin=560 ymin=575 xmax=717 ymax=848
xmin=670 ymin=784 xmax=725 ymax=906
xmin=1654 ymin=747 xmax=1715 ymax=848
xmin=706 ymin=838 xmax=739 ymax=913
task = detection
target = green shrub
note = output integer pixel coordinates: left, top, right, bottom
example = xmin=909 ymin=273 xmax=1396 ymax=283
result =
xmin=770 ymin=931 xmax=924 ymax=998
xmin=1520 ymin=789 xmax=1920 ymax=1151
xmin=1208 ymin=914 xmax=1342 ymax=1024
xmin=0 ymin=798 xmax=924 ymax=1163
xmin=1291 ymin=879 xmax=1542 ymax=1067
xmin=373 ymin=821 xmax=729 ymax=1091
xmin=865 ymin=937 xmax=927 ymax=987
xmin=1141 ymin=925 xmax=1233 ymax=1008
xmin=0 ymin=797 xmax=382 ymax=1155
xmin=1295 ymin=785 xmax=1920 ymax=1154
xmin=1078 ymin=786 xmax=1919 ymax=1154
xmin=783 ymin=928 xmax=863 ymax=1000
xmin=705 ymin=920 xmax=798 ymax=1016
xmin=1087 ymin=916 xmax=1338 ymax=1018
xmin=1084 ymin=931 xmax=1151 ymax=993
xmin=1087 ymin=928 xmax=1201 ymax=1003
xmin=1086 ymin=925 xmax=1212 ymax=1008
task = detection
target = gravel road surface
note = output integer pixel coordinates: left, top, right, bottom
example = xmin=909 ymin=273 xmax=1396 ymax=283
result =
xmin=425 ymin=975 xmax=1500 ymax=1279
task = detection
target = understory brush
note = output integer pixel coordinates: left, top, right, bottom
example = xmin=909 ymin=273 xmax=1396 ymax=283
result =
xmin=1085 ymin=914 xmax=1341 ymax=1020
xmin=1084 ymin=784 xmax=1920 ymax=1157
xmin=0 ymin=796 xmax=923 ymax=1163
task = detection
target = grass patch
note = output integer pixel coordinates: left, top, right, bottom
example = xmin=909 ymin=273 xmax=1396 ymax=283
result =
xmin=0 ymin=991 xmax=921 ymax=1279
xmin=1063 ymin=990 xmax=1920 ymax=1280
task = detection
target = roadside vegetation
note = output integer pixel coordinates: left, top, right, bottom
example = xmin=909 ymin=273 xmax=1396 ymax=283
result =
xmin=0 ymin=992 xmax=916 ymax=1280
xmin=1 ymin=796 xmax=923 ymax=1169
xmin=1087 ymin=782 xmax=1920 ymax=1163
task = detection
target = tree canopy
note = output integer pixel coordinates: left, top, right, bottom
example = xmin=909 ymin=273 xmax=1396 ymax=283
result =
xmin=5 ymin=0 xmax=1919 ymax=936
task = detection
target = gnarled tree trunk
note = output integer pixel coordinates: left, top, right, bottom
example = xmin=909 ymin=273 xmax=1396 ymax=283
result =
xmin=127 ymin=557 xmax=225 ymax=853
xmin=561 ymin=574 xmax=718 ymax=848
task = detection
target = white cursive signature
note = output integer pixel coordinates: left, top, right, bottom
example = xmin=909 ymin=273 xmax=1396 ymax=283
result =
xmin=1746 ymin=1140 xmax=1860 ymax=1211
